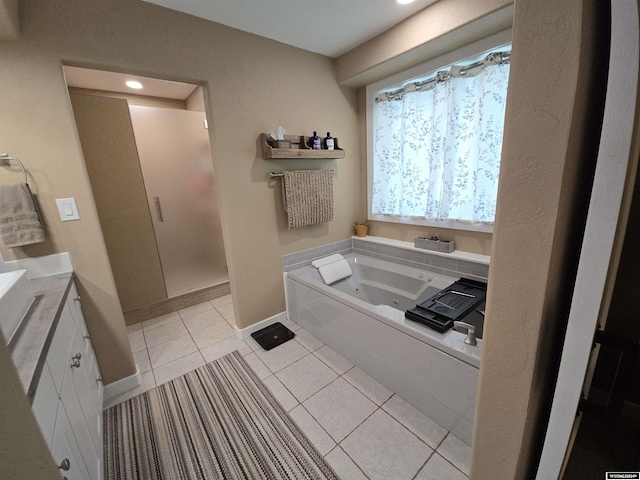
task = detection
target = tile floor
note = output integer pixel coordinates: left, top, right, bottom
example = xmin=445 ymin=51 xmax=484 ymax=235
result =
xmin=109 ymin=295 xmax=471 ymax=480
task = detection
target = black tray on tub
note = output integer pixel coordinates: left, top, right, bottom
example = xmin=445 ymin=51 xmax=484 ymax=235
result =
xmin=405 ymin=278 xmax=487 ymax=333
xmin=251 ymin=322 xmax=295 ymax=351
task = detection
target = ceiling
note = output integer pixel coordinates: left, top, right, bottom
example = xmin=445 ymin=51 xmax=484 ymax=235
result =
xmin=142 ymin=0 xmax=440 ymax=58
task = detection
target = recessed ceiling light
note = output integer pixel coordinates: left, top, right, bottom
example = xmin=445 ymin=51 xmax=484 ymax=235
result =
xmin=125 ymin=80 xmax=143 ymax=89
xmin=397 ymin=0 xmax=416 ymax=4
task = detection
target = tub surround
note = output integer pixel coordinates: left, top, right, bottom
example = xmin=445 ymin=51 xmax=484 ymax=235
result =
xmin=283 ymin=235 xmax=490 ymax=281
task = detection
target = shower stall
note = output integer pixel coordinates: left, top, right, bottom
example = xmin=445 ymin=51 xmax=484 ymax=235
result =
xmin=69 ymin=86 xmax=228 ymax=315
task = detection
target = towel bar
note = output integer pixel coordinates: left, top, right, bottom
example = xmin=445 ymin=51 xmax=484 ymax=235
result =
xmin=0 ymin=154 xmax=28 ymax=184
xmin=269 ymin=170 xmax=335 ymax=179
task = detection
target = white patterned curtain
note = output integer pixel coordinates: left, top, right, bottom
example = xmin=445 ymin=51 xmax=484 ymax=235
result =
xmin=372 ymin=53 xmax=510 ymax=224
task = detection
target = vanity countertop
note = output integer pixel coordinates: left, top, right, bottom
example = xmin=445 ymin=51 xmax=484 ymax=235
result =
xmin=9 ymin=272 xmax=74 ymax=401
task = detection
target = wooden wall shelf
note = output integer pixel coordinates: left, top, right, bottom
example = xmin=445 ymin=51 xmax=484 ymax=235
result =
xmin=260 ymin=133 xmax=345 ymax=159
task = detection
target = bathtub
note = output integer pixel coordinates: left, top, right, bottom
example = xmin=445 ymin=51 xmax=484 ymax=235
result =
xmin=286 ymin=252 xmax=481 ymax=445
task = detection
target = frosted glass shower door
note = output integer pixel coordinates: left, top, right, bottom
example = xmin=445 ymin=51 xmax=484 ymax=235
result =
xmin=129 ymin=105 xmax=228 ymax=297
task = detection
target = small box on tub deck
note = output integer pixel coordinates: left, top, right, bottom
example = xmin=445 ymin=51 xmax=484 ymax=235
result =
xmin=414 ymin=237 xmax=455 ymax=253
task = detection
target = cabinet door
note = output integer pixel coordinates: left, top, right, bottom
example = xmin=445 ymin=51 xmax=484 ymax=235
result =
xmin=66 ymin=282 xmax=103 ymax=411
xmin=61 ymin=358 xmax=101 ymax=480
xmin=52 ymin=400 xmax=91 ymax=480
xmin=69 ymin=326 xmax=102 ymax=461
xmin=31 ymin=364 xmax=59 ymax=449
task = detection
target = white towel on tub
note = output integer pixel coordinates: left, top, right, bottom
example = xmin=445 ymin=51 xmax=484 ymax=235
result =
xmin=318 ymin=258 xmax=352 ymax=285
xmin=311 ymin=254 xmax=344 ymax=269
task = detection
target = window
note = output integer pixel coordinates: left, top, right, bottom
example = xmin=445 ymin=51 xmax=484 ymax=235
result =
xmin=368 ymin=45 xmax=511 ymax=231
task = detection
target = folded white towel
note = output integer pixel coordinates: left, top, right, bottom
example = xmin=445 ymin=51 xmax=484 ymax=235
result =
xmin=318 ymin=259 xmax=352 ymax=285
xmin=311 ymin=254 xmax=344 ymax=269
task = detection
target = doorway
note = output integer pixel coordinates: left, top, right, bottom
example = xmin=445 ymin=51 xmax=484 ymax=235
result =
xmin=64 ymin=66 xmax=229 ymax=321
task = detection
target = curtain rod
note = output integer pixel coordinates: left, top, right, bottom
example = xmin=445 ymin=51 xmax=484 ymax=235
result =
xmin=268 ymin=170 xmax=335 ymax=179
xmin=377 ymin=51 xmax=511 ymax=102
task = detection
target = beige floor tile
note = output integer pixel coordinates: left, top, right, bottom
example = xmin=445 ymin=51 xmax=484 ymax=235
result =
xmin=262 ymin=375 xmax=299 ymax=412
xmin=415 ymin=453 xmax=467 ymax=480
xmin=209 ymin=294 xmax=232 ymax=308
xmin=341 ymin=409 xmax=432 ymax=480
xmin=289 ymin=405 xmax=335 ymax=455
xmin=294 ymin=329 xmax=324 ymax=352
xmin=178 ymin=301 xmax=213 ymax=319
xmin=183 ymin=309 xmax=226 ymax=335
xmin=242 ymin=352 xmax=272 ymax=380
xmin=143 ymin=319 xmax=188 ymax=348
xmin=325 ymin=447 xmax=368 ymax=480
xmin=437 ymin=434 xmax=471 ymax=475
xmin=244 ymin=335 xmax=262 ymax=351
xmin=191 ymin=322 xmax=235 ymax=350
xmin=215 ymin=303 xmax=235 ymax=320
xmin=142 ymin=311 xmax=180 ymax=331
xmin=148 ymin=334 xmax=198 ymax=369
xmin=303 ymin=378 xmax=376 ymax=442
xmin=276 ymin=354 xmax=337 ymax=402
xmin=126 ymin=323 xmax=142 ymax=335
xmin=103 ymin=371 xmax=156 ymax=410
xmin=200 ymin=337 xmax=251 ymax=362
xmin=343 ymin=367 xmax=393 ymax=406
xmin=128 ymin=332 xmax=146 ymax=353
xmin=153 ymin=351 xmax=205 ymax=386
xmin=382 ymin=395 xmax=448 ymax=449
xmin=133 ymin=349 xmax=151 ymax=374
xmin=279 ymin=316 xmax=301 ymax=332
xmin=314 ymin=345 xmax=353 ymax=374
xmin=254 ymin=339 xmax=309 ymax=373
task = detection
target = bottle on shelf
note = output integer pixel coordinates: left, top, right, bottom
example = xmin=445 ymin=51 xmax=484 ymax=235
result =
xmin=323 ymin=132 xmax=334 ymax=150
xmin=310 ymin=131 xmax=321 ymax=150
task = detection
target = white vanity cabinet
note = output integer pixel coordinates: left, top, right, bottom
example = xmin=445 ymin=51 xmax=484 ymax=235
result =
xmin=31 ymin=280 xmax=103 ymax=480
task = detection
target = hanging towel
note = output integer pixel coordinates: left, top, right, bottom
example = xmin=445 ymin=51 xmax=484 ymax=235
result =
xmin=0 ymin=183 xmax=45 ymax=248
xmin=282 ymin=170 xmax=333 ymax=230
xmin=318 ymin=258 xmax=352 ymax=285
xmin=311 ymin=254 xmax=344 ymax=268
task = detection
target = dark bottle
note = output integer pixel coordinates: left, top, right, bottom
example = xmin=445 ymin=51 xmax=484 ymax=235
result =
xmin=308 ymin=131 xmax=321 ymax=150
xmin=324 ymin=132 xmax=335 ymax=150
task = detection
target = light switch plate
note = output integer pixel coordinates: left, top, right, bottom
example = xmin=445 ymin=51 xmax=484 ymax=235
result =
xmin=55 ymin=198 xmax=80 ymax=221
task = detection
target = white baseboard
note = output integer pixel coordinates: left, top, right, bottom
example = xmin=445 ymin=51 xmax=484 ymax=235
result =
xmin=234 ymin=312 xmax=288 ymax=339
xmin=103 ymin=366 xmax=142 ymax=402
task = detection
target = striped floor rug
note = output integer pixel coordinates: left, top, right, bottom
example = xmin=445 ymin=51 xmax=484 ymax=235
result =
xmin=104 ymin=351 xmax=338 ymax=480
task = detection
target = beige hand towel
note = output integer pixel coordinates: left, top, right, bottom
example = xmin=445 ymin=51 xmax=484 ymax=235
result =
xmin=0 ymin=183 xmax=45 ymax=248
xmin=282 ymin=170 xmax=334 ymax=230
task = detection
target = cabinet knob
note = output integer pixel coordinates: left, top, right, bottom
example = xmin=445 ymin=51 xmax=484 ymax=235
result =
xmin=96 ymin=376 xmax=103 ymax=383
xmin=74 ymin=296 xmax=81 ymax=304
xmin=83 ymin=334 xmax=90 ymax=340
xmin=58 ymin=458 xmax=70 ymax=471
xmin=72 ymin=352 xmax=82 ymax=361
xmin=71 ymin=359 xmax=81 ymax=369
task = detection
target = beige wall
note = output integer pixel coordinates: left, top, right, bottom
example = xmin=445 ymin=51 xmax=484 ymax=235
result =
xmin=0 ymin=0 xmax=360 ymax=386
xmin=70 ymin=93 xmax=167 ymax=312
xmin=0 ymin=0 xmax=18 ymax=40
xmin=471 ymin=0 xmax=605 ymax=477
